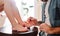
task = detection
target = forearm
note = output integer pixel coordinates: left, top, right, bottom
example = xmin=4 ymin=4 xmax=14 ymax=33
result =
xmin=4 ymin=0 xmax=18 ymax=27
xmin=12 ymin=7 xmax=23 ymax=24
xmin=47 ymin=27 xmax=60 ymax=34
xmin=10 ymin=0 xmax=23 ymax=24
xmin=51 ymin=27 xmax=60 ymax=34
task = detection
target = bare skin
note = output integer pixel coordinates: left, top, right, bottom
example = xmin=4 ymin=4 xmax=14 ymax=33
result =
xmin=40 ymin=23 xmax=60 ymax=34
xmin=27 ymin=17 xmax=60 ymax=34
xmin=26 ymin=0 xmax=60 ymax=33
xmin=0 ymin=0 xmax=28 ymax=32
xmin=24 ymin=17 xmax=37 ymax=27
xmin=40 ymin=0 xmax=60 ymax=34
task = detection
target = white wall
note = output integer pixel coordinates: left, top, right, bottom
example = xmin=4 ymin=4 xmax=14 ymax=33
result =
xmin=15 ymin=0 xmax=35 ymax=21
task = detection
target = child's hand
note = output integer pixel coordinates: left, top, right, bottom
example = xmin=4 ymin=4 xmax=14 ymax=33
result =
xmin=24 ymin=17 xmax=38 ymax=27
xmin=27 ymin=17 xmax=37 ymax=25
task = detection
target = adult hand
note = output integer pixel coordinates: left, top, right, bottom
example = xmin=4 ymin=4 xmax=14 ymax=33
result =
xmin=40 ymin=23 xmax=53 ymax=34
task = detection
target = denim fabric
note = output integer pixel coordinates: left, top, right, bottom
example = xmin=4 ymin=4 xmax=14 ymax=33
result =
xmin=42 ymin=2 xmax=47 ymax=22
xmin=48 ymin=0 xmax=60 ymax=27
xmin=39 ymin=0 xmax=60 ymax=36
xmin=40 ymin=2 xmax=47 ymax=36
xmin=48 ymin=0 xmax=60 ymax=36
xmin=48 ymin=0 xmax=56 ymax=27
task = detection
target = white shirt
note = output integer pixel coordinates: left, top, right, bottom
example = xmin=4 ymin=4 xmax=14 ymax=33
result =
xmin=0 ymin=11 xmax=12 ymax=34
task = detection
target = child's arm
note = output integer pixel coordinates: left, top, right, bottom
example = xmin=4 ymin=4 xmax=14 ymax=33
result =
xmin=9 ymin=0 xmax=24 ymax=25
xmin=4 ymin=0 xmax=28 ymax=32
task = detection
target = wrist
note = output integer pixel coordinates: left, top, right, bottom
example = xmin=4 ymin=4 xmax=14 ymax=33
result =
xmin=47 ymin=27 xmax=55 ymax=34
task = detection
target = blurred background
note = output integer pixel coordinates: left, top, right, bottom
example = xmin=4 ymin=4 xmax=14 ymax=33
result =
xmin=0 ymin=0 xmax=50 ymax=34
